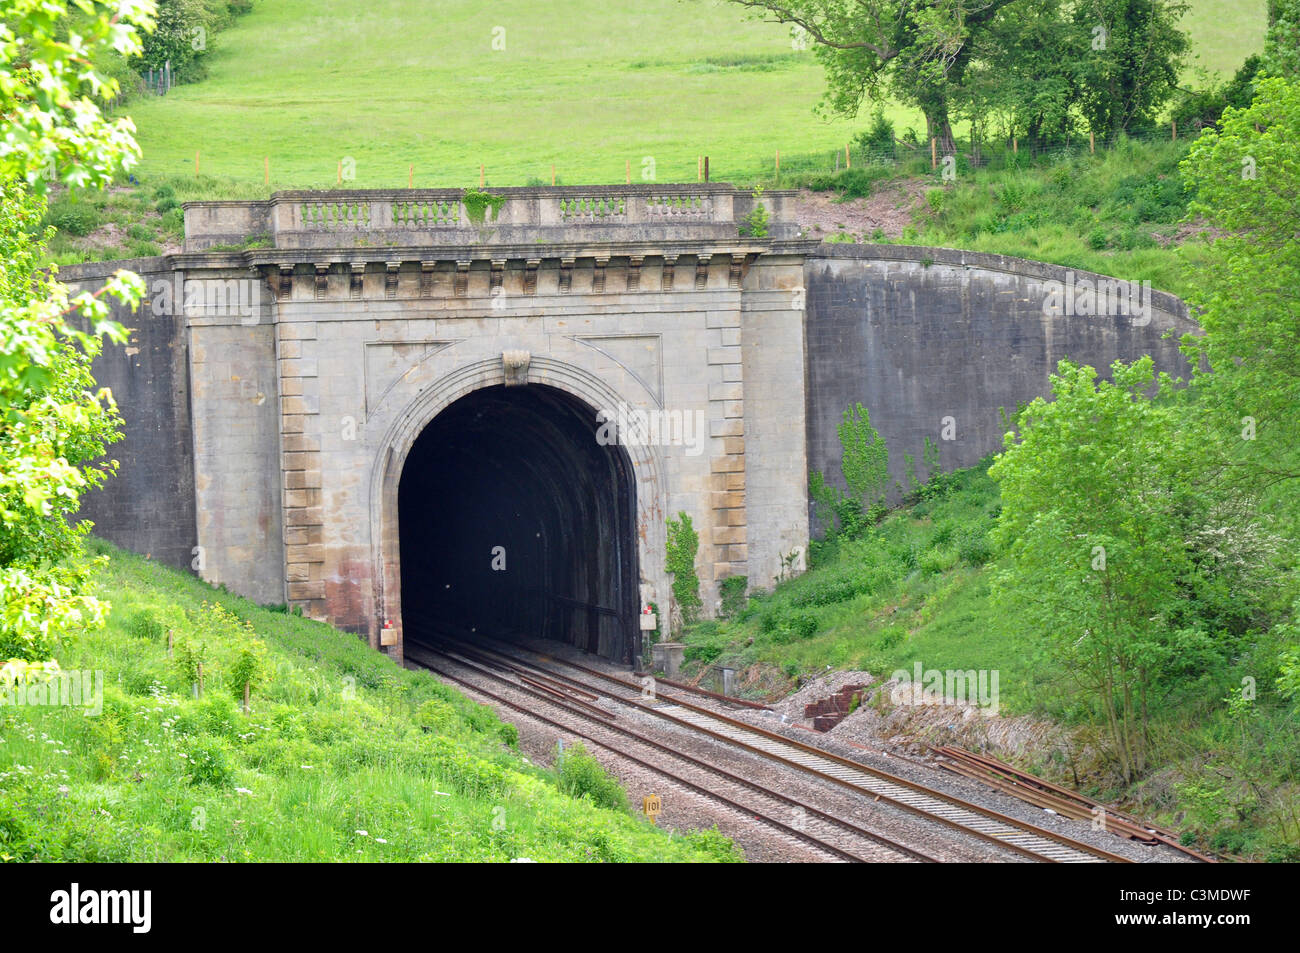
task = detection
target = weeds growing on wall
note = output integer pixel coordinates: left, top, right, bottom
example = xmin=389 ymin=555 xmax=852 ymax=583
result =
xmin=666 ymin=512 xmax=702 ymax=628
xmin=462 ymin=189 xmax=506 ymax=224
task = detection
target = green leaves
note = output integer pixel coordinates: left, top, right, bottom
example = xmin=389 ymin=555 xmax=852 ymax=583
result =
xmin=838 ymin=401 xmax=889 ymax=511
xmin=1180 ymin=77 xmax=1300 ymax=491
xmin=0 ymin=0 xmax=155 ymax=190
xmin=665 ymin=512 xmax=702 ymax=627
xmin=0 ymin=3 xmax=152 ymax=665
xmin=988 ymin=357 xmax=1250 ymax=780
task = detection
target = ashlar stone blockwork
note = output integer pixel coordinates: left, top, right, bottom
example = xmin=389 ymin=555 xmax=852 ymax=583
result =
xmin=167 ymin=185 xmax=816 ymax=663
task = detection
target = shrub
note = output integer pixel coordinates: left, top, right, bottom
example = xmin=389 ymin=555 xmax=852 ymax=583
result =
xmin=161 ymin=207 xmax=185 ymax=238
xmin=771 ymin=612 xmax=819 ymax=643
xmin=919 ymin=546 xmax=958 ymax=575
xmin=682 ymin=825 xmax=744 ymax=862
xmin=428 ymin=737 xmax=509 ymax=797
xmin=227 ymin=639 xmax=269 ymax=703
xmin=806 ymin=165 xmax=892 ymax=199
xmin=958 ymin=530 xmax=994 ymax=566
xmin=739 ymin=186 xmax=769 ymax=238
xmin=417 ymin=698 xmax=460 ymax=735
xmin=719 ymin=575 xmax=748 ymax=618
xmin=855 ymin=106 xmax=896 ymax=160
xmin=42 ymin=200 xmax=100 ymax=236
xmin=554 ymin=743 xmax=628 ymax=813
xmin=683 ymin=640 xmax=723 ymax=665
xmin=124 ymin=606 xmax=169 ymax=641
xmin=184 ymin=736 xmax=235 ymax=787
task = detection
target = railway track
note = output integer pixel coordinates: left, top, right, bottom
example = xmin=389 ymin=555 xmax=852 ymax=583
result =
xmin=405 ymin=639 xmax=933 ymax=862
xmin=409 ymin=627 xmax=1134 ymax=863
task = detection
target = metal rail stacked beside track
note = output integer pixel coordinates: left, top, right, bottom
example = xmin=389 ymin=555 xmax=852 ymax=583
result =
xmin=930 ymin=744 xmax=1216 ymax=862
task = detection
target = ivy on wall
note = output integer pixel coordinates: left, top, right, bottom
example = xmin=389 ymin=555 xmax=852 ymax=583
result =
xmin=665 ymin=512 xmax=701 ymax=629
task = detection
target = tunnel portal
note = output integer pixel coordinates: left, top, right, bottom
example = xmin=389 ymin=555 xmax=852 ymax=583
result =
xmin=398 ymin=384 xmax=640 ymax=663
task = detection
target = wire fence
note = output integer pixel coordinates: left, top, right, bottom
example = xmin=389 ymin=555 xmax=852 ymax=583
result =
xmin=755 ymin=123 xmax=1194 ymax=185
xmin=93 ymin=112 xmax=1196 ymax=193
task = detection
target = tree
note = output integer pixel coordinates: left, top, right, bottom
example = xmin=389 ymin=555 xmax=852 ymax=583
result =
xmin=724 ymin=0 xmax=1016 ymax=154
xmin=0 ymin=1 xmax=154 ymax=676
xmin=138 ymin=0 xmax=212 ymax=83
xmin=1179 ymin=77 xmax=1300 ymax=493
xmin=1070 ymin=0 xmax=1190 ymax=139
xmin=1263 ymin=0 xmax=1300 ymax=79
xmin=964 ymin=0 xmax=1081 ymax=147
xmin=989 ymin=358 xmax=1214 ymax=782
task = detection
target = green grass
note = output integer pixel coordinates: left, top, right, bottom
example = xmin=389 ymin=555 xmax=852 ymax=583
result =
xmin=121 ymin=0 xmax=866 ymax=191
xmin=113 ymin=0 xmax=1264 ymax=194
xmin=680 ymin=459 xmax=1299 ymax=860
xmin=1180 ymin=0 xmax=1269 ymax=77
xmin=683 ymin=464 xmax=1036 ymax=703
xmin=793 ymin=135 xmax=1214 ymax=296
xmin=0 ymin=540 xmax=741 ymax=862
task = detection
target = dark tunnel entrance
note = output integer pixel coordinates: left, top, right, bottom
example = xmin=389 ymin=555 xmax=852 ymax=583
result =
xmin=398 ymin=384 xmax=640 ymax=664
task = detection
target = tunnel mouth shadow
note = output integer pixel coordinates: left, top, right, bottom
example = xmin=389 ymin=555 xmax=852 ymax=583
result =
xmin=398 ymin=384 xmax=639 ymax=664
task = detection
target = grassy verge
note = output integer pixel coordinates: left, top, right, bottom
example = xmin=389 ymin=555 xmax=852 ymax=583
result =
xmin=776 ymin=135 xmax=1212 ymax=296
xmin=0 ymin=540 xmax=741 ymax=862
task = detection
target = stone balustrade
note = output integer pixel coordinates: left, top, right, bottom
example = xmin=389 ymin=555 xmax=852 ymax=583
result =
xmin=183 ymin=184 xmax=800 ymax=252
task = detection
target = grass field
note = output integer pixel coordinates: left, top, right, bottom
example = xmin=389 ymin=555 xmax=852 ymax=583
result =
xmin=120 ymin=0 xmax=1266 ymax=193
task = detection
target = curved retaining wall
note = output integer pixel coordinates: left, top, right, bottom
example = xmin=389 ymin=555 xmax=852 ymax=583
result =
xmin=803 ymin=243 xmax=1198 ymax=500
xmin=59 ymin=257 xmax=198 ymax=571
xmin=59 ymin=240 xmax=1199 ymax=577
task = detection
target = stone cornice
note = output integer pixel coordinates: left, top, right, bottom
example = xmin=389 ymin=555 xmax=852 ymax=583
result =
xmin=170 ymin=239 xmax=778 ymax=270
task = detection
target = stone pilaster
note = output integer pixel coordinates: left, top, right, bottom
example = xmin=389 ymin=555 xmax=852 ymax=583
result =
xmin=706 ymin=307 xmax=747 ymax=581
xmin=278 ymin=317 xmax=326 ymax=616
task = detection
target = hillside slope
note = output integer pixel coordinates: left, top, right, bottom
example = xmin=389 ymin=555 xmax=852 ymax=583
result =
xmin=119 ymin=0 xmax=1264 ymax=191
xmin=679 ymin=463 xmax=1299 ymax=861
xmin=0 ymin=541 xmax=739 ymax=862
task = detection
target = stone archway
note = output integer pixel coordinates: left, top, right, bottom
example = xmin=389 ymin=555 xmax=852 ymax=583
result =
xmin=368 ymin=356 xmax=666 ymax=664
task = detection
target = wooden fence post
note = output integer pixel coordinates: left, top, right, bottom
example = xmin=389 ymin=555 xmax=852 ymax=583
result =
xmin=931 ymin=138 xmax=937 ymax=170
